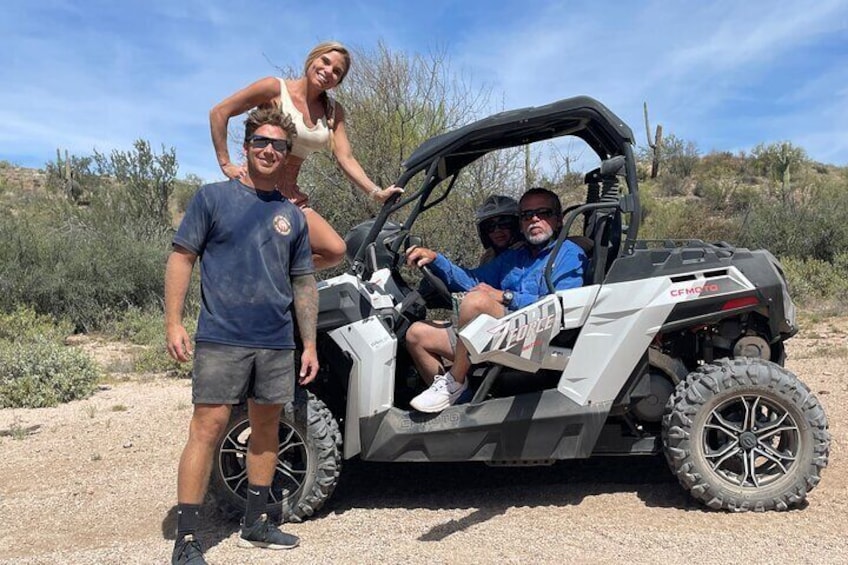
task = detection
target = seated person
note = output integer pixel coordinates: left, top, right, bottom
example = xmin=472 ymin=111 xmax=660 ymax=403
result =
xmin=474 ymin=194 xmax=524 ymax=264
xmin=405 ymin=187 xmax=588 ymax=413
xmin=409 ymin=194 xmax=523 ymax=391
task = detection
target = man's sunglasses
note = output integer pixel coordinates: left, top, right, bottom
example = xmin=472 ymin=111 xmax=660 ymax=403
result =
xmin=247 ymin=135 xmax=291 ymax=153
xmin=481 ymin=218 xmax=517 ymax=234
xmin=519 ymin=207 xmax=556 ymax=221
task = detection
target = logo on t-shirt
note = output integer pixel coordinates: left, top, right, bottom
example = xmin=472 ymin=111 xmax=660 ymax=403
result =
xmin=273 ymin=215 xmax=292 ymax=236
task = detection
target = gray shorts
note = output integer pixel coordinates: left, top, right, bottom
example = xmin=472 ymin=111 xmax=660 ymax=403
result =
xmin=446 ymin=302 xmax=507 ymax=352
xmin=191 ymin=342 xmax=295 ymax=405
xmin=447 ymin=325 xmax=457 ymax=352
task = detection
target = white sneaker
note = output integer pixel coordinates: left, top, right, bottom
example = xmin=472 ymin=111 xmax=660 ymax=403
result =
xmin=410 ymin=373 xmax=468 ymax=413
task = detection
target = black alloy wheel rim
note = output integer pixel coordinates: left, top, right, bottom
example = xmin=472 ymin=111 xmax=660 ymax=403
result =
xmin=702 ymin=394 xmax=801 ymax=488
xmin=218 ymin=419 xmax=309 ymax=506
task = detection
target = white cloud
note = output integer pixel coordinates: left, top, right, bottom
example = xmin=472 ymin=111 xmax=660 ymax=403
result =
xmin=1 ymin=0 xmax=847 ymax=178
xmin=452 ymin=0 xmax=848 ymax=164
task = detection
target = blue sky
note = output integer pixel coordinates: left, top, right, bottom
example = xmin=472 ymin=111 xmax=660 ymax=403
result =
xmin=1 ymin=0 xmax=846 ymax=182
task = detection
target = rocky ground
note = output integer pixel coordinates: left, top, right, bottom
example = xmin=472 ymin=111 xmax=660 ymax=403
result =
xmin=0 ymin=320 xmax=846 ymax=564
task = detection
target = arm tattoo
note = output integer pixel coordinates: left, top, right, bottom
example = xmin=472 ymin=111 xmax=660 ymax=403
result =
xmin=292 ymin=274 xmax=318 ymax=344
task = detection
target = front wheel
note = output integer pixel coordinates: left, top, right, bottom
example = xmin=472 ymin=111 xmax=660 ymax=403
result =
xmin=662 ymin=358 xmax=829 ymax=511
xmin=209 ymin=392 xmax=341 ymax=522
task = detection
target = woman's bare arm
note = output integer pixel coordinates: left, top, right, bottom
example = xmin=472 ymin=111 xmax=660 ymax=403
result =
xmin=209 ymin=76 xmax=281 ymax=178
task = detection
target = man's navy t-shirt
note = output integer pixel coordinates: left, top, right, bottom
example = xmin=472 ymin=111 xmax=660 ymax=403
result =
xmin=173 ymin=180 xmax=314 ymax=349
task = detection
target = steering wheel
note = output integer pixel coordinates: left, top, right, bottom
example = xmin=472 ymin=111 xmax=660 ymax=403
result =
xmin=402 ymin=236 xmax=452 ymax=303
xmin=420 ymin=264 xmax=452 ymax=303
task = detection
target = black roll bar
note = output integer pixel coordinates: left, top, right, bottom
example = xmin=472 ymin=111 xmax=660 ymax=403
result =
xmin=544 ymin=201 xmax=622 ymax=293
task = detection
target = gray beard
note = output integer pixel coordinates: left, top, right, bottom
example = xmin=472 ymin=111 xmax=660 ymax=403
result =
xmin=526 ymin=232 xmax=552 ymax=246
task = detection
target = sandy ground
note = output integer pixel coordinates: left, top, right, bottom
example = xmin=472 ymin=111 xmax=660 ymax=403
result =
xmin=0 ymin=321 xmax=846 ymax=565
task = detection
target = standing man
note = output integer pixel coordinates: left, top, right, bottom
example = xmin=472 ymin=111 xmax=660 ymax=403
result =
xmin=165 ymin=106 xmax=318 ymax=564
xmin=405 ymin=188 xmax=587 ymax=413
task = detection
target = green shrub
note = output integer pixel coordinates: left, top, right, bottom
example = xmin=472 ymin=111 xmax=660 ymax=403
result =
xmin=103 ymin=306 xmax=197 ymax=378
xmin=0 ymin=306 xmax=73 ymax=343
xmin=695 ymin=177 xmax=761 ymax=213
xmin=105 ymin=303 xmax=200 ymax=347
xmin=0 ymin=206 xmax=171 ymax=332
xmin=105 ymin=306 xmax=167 ymax=345
xmin=92 ymin=140 xmax=178 ymax=240
xmin=132 ymin=345 xmax=192 ymax=379
xmin=738 ymin=175 xmax=848 ymax=262
xmin=639 ymin=197 xmax=741 ymax=243
xmin=780 ymin=256 xmax=848 ymax=303
xmin=656 ymin=173 xmax=689 ymax=197
xmin=173 ymin=175 xmax=202 ymax=215
xmin=0 ymin=339 xmax=101 ymax=408
xmin=0 ymin=141 xmax=191 ymax=332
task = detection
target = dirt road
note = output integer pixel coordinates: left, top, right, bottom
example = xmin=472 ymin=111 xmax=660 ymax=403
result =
xmin=0 ymin=321 xmax=845 ymax=564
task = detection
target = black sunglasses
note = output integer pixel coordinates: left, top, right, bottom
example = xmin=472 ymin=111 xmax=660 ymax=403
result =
xmin=519 ymin=207 xmax=556 ymax=221
xmin=482 ymin=218 xmax=517 ymax=234
xmin=247 ymin=135 xmax=291 ymax=153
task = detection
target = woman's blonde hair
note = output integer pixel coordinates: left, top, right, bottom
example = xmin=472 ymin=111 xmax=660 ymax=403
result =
xmin=303 ymin=41 xmax=352 ymax=84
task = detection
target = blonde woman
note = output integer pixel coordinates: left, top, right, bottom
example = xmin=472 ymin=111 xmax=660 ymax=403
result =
xmin=211 ymin=41 xmax=401 ymax=269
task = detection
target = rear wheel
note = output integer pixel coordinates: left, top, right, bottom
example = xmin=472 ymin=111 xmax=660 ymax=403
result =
xmin=662 ymin=358 xmax=829 ymax=511
xmin=209 ymin=392 xmax=341 ymax=522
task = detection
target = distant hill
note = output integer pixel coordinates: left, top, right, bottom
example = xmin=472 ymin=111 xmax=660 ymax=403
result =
xmin=0 ymin=163 xmax=47 ymax=193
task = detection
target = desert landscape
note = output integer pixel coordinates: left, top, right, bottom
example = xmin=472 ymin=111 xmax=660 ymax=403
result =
xmin=0 ymin=318 xmax=845 ymax=564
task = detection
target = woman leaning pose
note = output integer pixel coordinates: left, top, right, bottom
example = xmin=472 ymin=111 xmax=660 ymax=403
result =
xmin=210 ymin=41 xmax=401 ymax=269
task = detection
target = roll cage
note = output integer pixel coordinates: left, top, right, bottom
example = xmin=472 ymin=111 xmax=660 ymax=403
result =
xmin=350 ymin=96 xmax=642 ymax=288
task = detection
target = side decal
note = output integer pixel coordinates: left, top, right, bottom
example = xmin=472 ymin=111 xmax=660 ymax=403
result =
xmin=484 ymin=299 xmax=559 ymax=363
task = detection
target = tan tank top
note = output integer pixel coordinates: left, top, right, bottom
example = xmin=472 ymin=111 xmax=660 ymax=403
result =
xmin=277 ymin=78 xmax=332 ymax=159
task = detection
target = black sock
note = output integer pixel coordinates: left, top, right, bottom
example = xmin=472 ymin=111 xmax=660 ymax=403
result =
xmin=244 ymin=484 xmax=270 ymax=526
xmin=176 ymin=503 xmax=202 ymax=539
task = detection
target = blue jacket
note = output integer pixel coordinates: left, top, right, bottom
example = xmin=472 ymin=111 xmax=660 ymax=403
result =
xmin=429 ymin=238 xmax=587 ymax=310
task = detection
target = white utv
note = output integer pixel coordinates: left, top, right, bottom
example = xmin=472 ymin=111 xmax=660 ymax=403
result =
xmin=210 ymin=96 xmax=829 ymax=520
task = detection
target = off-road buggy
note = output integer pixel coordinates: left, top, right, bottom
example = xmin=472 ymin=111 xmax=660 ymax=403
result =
xmin=210 ymin=96 xmax=829 ymax=520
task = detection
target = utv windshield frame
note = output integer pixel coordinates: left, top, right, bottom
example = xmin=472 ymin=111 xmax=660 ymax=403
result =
xmin=349 ymin=95 xmax=641 ymax=283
